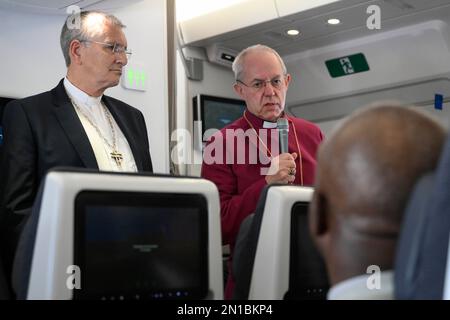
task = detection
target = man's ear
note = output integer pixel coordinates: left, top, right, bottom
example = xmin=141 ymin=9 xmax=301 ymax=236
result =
xmin=233 ymin=82 xmax=244 ymax=99
xmin=69 ymin=40 xmax=83 ymax=65
xmin=284 ymin=73 xmax=292 ymax=89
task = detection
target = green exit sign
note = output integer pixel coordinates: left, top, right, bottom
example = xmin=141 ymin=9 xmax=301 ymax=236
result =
xmin=325 ymin=53 xmax=370 ymax=78
xmin=128 ymin=69 xmax=146 ymax=87
xmin=121 ymin=64 xmax=148 ymax=91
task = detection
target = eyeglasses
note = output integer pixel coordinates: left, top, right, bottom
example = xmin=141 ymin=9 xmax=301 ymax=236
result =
xmin=236 ymin=76 xmax=286 ymax=91
xmin=81 ymin=40 xmax=132 ymax=58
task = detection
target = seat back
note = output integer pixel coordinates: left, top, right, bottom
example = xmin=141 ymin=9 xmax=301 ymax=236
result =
xmin=395 ymin=133 xmax=450 ymax=299
xmin=233 ymin=185 xmax=329 ymax=300
xmin=14 ymin=168 xmax=223 ymax=300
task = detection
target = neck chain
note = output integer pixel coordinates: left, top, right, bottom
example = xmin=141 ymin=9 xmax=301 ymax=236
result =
xmin=243 ymin=111 xmax=304 ymax=185
xmin=70 ymin=97 xmax=123 ymax=168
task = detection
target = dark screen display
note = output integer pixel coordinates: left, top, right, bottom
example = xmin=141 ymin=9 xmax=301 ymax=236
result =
xmin=286 ymin=202 xmax=329 ymax=300
xmin=74 ymin=191 xmax=209 ymax=300
xmin=194 ymin=95 xmax=246 ymax=141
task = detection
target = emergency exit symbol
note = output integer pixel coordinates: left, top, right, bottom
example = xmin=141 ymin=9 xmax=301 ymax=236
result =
xmin=127 ymin=68 xmax=146 ymax=88
xmin=339 ymin=57 xmax=355 ymax=74
xmin=325 ymin=53 xmax=370 ymax=78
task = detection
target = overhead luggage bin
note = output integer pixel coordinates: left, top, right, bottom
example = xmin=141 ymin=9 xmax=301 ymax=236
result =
xmin=0 ymin=0 xmax=144 ymax=15
xmin=178 ymin=0 xmax=341 ymax=46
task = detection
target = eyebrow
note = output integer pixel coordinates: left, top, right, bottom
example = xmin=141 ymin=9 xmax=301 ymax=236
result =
xmin=104 ymin=39 xmax=127 ymax=47
xmin=251 ymin=75 xmax=283 ymax=82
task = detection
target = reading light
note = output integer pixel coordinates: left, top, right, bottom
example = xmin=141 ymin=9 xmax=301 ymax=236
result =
xmin=286 ymin=29 xmax=300 ymax=36
xmin=327 ymin=18 xmax=341 ymax=25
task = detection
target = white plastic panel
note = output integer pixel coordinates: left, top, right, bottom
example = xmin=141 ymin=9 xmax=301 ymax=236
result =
xmin=285 ymin=20 xmax=450 ymax=120
xmin=179 ymin=0 xmax=278 ymax=45
xmin=0 ymin=0 xmax=143 ymax=14
xmin=289 ymin=78 xmax=450 ymax=121
xmin=275 ymin=0 xmax=341 ymax=18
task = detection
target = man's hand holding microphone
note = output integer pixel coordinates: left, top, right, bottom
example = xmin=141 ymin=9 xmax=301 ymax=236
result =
xmin=265 ymin=118 xmax=297 ymax=185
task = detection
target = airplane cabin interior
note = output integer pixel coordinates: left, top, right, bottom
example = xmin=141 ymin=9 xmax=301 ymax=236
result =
xmin=0 ymin=0 xmax=449 ymax=303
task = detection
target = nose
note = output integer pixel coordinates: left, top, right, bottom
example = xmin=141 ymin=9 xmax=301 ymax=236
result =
xmin=263 ymin=81 xmax=275 ymax=96
xmin=115 ymin=52 xmax=128 ymax=66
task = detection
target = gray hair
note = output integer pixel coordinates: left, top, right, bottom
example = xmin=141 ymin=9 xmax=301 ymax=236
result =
xmin=60 ymin=10 xmax=125 ymax=67
xmin=232 ymin=44 xmax=287 ymax=81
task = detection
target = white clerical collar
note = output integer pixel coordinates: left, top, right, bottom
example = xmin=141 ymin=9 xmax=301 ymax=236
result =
xmin=64 ymin=77 xmax=103 ymax=106
xmin=263 ymin=121 xmax=278 ymax=129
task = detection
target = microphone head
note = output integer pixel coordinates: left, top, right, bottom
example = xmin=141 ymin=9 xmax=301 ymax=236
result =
xmin=277 ymin=118 xmax=289 ymax=130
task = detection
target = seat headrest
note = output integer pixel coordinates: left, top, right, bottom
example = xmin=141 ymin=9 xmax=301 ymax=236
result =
xmin=395 ymin=133 xmax=450 ymax=299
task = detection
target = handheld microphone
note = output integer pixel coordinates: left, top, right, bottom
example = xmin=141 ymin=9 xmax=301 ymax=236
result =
xmin=277 ymin=118 xmax=289 ymax=154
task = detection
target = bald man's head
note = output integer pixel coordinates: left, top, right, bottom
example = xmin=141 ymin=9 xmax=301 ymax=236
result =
xmin=310 ymin=105 xmax=446 ymax=285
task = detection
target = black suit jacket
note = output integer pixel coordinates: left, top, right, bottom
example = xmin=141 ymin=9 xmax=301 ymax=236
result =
xmin=0 ymin=79 xmax=153 ymax=278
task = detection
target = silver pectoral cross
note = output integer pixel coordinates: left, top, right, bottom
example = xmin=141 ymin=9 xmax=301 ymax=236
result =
xmin=110 ymin=150 xmax=123 ymax=168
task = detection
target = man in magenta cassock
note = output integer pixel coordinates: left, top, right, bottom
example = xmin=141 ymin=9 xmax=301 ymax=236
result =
xmin=201 ymin=44 xmax=324 ymax=299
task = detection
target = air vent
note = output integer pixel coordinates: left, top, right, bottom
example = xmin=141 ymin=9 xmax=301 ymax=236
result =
xmin=206 ymin=44 xmax=238 ymax=68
